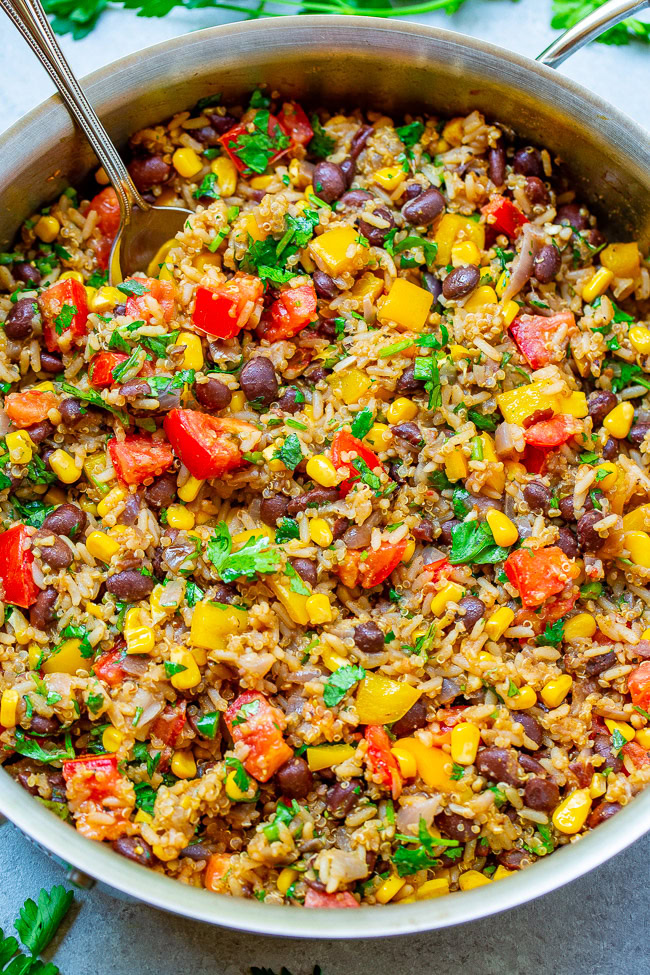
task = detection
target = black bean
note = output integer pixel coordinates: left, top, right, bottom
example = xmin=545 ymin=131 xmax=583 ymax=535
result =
xmin=275 ymin=388 xmax=300 ymax=414
xmin=401 ymin=187 xmax=445 ymax=226
xmin=439 ymin=519 xmax=460 ymax=546
xmin=275 ymin=756 xmax=313 ymax=799
xmin=353 ymin=621 xmax=384 ymax=654
xmin=349 ymin=124 xmax=373 ymax=160
xmin=513 ymin=147 xmax=544 ymax=178
xmin=388 ymin=462 xmax=406 ymax=486
xmin=557 ymin=495 xmax=575 ymax=521
xmin=592 ymin=733 xmax=623 ymax=773
xmin=339 ymin=158 xmax=355 ymax=188
xmin=260 ymin=494 xmax=289 ymax=527
xmin=32 ymin=530 xmax=73 ymax=570
xmin=29 ymin=586 xmax=57 ymax=630
xmin=391 ymin=421 xmax=423 ymax=450
xmin=127 ymin=155 xmax=171 ymax=192
xmin=412 ymin=518 xmax=435 ymax=543
xmin=514 ymin=713 xmax=544 ymax=749
xmin=498 ymin=849 xmax=534 ymax=870
xmin=4 ymin=298 xmax=37 ymax=340
xmin=313 ymin=270 xmax=338 ymax=300
xmin=557 ymin=526 xmax=579 ymax=559
xmin=192 ymin=125 xmax=222 ymax=146
xmin=39 ymin=353 xmax=63 ymax=374
xmin=13 ymin=262 xmax=41 ymax=286
xmin=106 ymin=569 xmax=154 ymax=601
xmin=588 ymin=390 xmax=617 ymax=426
xmin=391 ymin=699 xmax=428 ymax=738
xmin=576 ymin=509 xmax=604 ymax=552
xmin=179 ymin=842 xmax=214 ymax=861
xmin=556 ymin=203 xmax=588 ymax=230
xmin=395 ymin=364 xmax=425 ymax=395
xmin=29 ymin=713 xmax=60 ymax=735
xmin=525 ymin=177 xmax=549 ymax=206
xmin=240 ymin=357 xmax=278 ymax=406
xmin=25 ymin=420 xmax=54 ymax=444
xmin=144 ymin=473 xmax=177 ymax=510
xmin=488 ymin=141 xmax=506 ymax=186
xmin=524 ymin=777 xmax=559 ymax=812
xmin=476 ymin=747 xmax=522 ymax=787
xmin=113 ymin=303 xmax=127 ymax=317
xmin=629 ymin=422 xmax=650 ymax=447
xmin=286 ymin=487 xmax=339 ymax=516
xmin=289 ymin=557 xmax=317 ymax=587
xmin=523 ymin=481 xmax=551 ymax=513
xmin=403 ymin=182 xmax=423 ymax=202
xmin=442 ymin=264 xmax=480 ymax=300
xmin=58 ymin=397 xmax=85 ymax=425
xmin=340 ymin=189 xmax=372 ymax=208
xmin=112 ymin=835 xmax=155 ymax=867
xmin=119 ymin=379 xmax=152 ymax=401
xmin=119 ymin=493 xmax=141 ymax=526
xmin=358 ymin=206 xmax=395 ymax=247
xmin=435 ymin=810 xmax=474 ymax=842
xmin=422 ymin=272 xmax=442 ymax=302
xmin=587 ymin=800 xmax=621 ymax=829
xmin=213 ymin=582 xmax=237 ymax=605
xmin=533 ymin=244 xmax=561 ymax=284
xmin=602 ymin=437 xmax=618 ymax=460
xmin=42 ymin=503 xmax=86 ymax=539
xmin=458 ymin=596 xmax=485 ymax=631
xmin=207 ymin=112 xmax=238 ymax=135
xmin=519 ymin=754 xmax=544 ymax=774
xmin=586 ymin=651 xmax=616 ymax=676
xmin=312 ymin=161 xmax=346 ymax=204
xmin=195 ymin=378 xmax=232 ymax=412
xmin=326 ymin=779 xmax=361 ymax=817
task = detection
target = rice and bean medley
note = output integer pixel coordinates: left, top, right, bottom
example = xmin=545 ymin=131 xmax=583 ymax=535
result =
xmin=1 ymin=90 xmax=650 ymax=908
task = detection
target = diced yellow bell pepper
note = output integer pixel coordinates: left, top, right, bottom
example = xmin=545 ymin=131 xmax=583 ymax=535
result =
xmin=270 ymin=580 xmax=310 ymax=625
xmin=373 ymin=167 xmax=406 ymax=192
xmin=623 ymin=504 xmax=650 ymax=533
xmin=416 ymin=878 xmax=450 ymax=899
xmin=396 ymin=738 xmax=455 ymax=792
xmin=190 ymin=599 xmax=248 ymax=650
xmin=464 ymin=286 xmax=498 ymax=312
xmin=328 ymin=368 xmax=372 ymax=405
xmin=306 ymin=743 xmax=356 ymax=771
xmin=42 ymin=638 xmax=91 ymax=675
xmin=496 ymin=383 xmax=587 ymax=425
xmin=351 ymin=273 xmax=384 ymax=302
xmin=309 ymin=226 xmax=359 ymax=276
xmin=377 ymin=278 xmax=433 ymax=332
xmin=355 ymin=672 xmax=422 ymax=725
xmin=600 ymin=241 xmax=641 ymax=279
xmin=445 ymin=452 xmax=468 ymax=482
xmin=459 ymin=870 xmax=492 ymax=891
xmin=375 ymin=875 xmax=406 ymax=904
xmin=435 ymin=213 xmax=485 ymax=267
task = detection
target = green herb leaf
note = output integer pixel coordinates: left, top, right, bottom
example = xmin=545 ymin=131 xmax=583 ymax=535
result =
xmin=164 ymin=661 xmax=187 ymax=677
xmin=448 ymin=521 xmax=511 ymax=565
xmin=308 ymin=115 xmax=336 ymax=159
xmin=395 ymin=120 xmax=424 ymax=147
xmin=117 ymin=279 xmax=149 ymax=297
xmin=14 ymin=885 xmax=73 ymax=957
xmin=12 ymin=730 xmax=74 ymax=764
xmin=53 ymin=303 xmax=76 ymax=336
xmin=536 ymin=618 xmax=565 ymax=647
xmin=196 ymin=711 xmax=219 ymax=739
xmin=467 ymin=408 xmax=497 ymax=431
xmin=275 ymin=518 xmax=300 ymax=544
xmin=206 ymin=522 xmax=281 ymax=583
xmin=59 ymin=382 xmax=129 ymax=425
xmin=277 ymin=433 xmax=303 ymax=472
xmin=185 ymin=581 xmax=204 ymax=607
xmin=323 ymin=664 xmax=365 ymax=708
xmin=285 ymin=562 xmax=310 ymax=595
xmin=350 ymin=407 xmax=374 ymax=440
xmin=10 ymin=498 xmax=54 ymax=529
xmin=224 ymin=755 xmax=252 ymax=793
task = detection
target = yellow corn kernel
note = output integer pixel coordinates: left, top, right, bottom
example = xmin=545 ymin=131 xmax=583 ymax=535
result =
xmin=582 ymin=267 xmax=614 ymax=303
xmin=442 ymin=117 xmax=464 ymax=146
xmin=493 ymin=866 xmax=514 ymax=881
xmin=84 ymin=286 xmax=98 ymax=307
xmin=90 ymin=286 xmax=123 ymax=313
xmin=303 ymin=404 xmax=314 ymax=420
xmin=416 ymin=878 xmax=450 ymax=900
xmin=309 ymin=518 xmax=333 ymax=547
xmin=124 ymin=610 xmax=155 ymax=656
xmin=191 ymin=600 xmax=248 ymax=650
xmin=603 ymin=401 xmax=634 ymax=439
xmin=194 ymin=252 xmax=221 ymax=271
xmin=134 ymin=809 xmax=153 ymax=825
xmin=391 ymin=746 xmax=418 ymax=779
xmin=431 ymin=581 xmax=465 ymax=617
xmin=477 ymin=650 xmax=496 ymax=666
xmin=86 ymin=530 xmax=120 ymax=562
xmin=629 ymin=325 xmax=650 ymax=356
xmin=262 ymin=443 xmax=286 ymax=472
xmin=0 ymin=688 xmax=19 ymax=728
xmin=169 ymin=650 xmax=201 ymax=690
xmin=250 ymin=174 xmax=274 ymax=191
xmin=604 ymin=718 xmax=635 ymax=742
xmin=401 ymin=537 xmax=415 ymax=563
xmin=434 ymin=213 xmax=485 ymax=267
xmin=485 ymin=606 xmax=515 ymax=641
xmin=445 ymin=452 xmax=468 ymax=482
xmin=96 ymin=485 xmax=128 ymax=519
xmin=540 ymin=674 xmax=573 ymax=708
xmin=270 ymin=581 xmax=309 ymax=625
xmin=635 ymin=727 xmax=650 ymax=749
xmin=42 ymin=638 xmax=91 ymax=675
xmin=173 ymin=147 xmax=202 ymax=179
xmin=589 ymin=772 xmax=607 ymax=799
xmin=592 ymin=462 xmax=618 ymax=492
xmin=552 ymin=789 xmax=592 ymax=834
xmin=378 ymin=278 xmax=433 ymax=332
xmin=306 ymin=593 xmax=333 ymax=625
xmin=6 ymin=430 xmax=34 ymax=466
xmin=507 ymin=685 xmax=537 ymax=710
xmin=486 ymin=510 xmax=519 ymax=547
xmin=306 ymin=454 xmax=339 ymax=488
xmin=624 ymin=530 xmax=650 ymax=568
xmin=351 ymin=272 xmax=384 ymax=302
xmin=328 ymin=367 xmax=371 ymax=405
xmin=451 ymin=240 xmax=481 ymax=267
xmin=459 ymin=870 xmax=492 ymax=891
xmin=451 ymin=722 xmax=481 ymax=765
xmin=436 ymin=138 xmax=450 ymax=154
xmin=28 ymin=643 xmax=41 ymax=670
xmin=171 ymin=749 xmax=197 ymax=779
xmin=464 ymin=286 xmax=498 ymax=312
xmin=563 ymin=614 xmax=597 ymax=642
xmin=177 ymin=476 xmax=203 ymax=503
xmin=152 ymin=844 xmax=177 ymax=862
xmin=175 ymin=331 xmax=204 ymax=371
xmin=375 ymin=875 xmax=406 ymax=904
xmin=95 ymin=166 xmax=109 ymax=185
xmin=150 ymin=581 xmax=185 ymax=623
xmin=449 ymin=344 xmax=473 ymax=360
xmin=356 ymin=673 xmax=421 ymax=725
xmin=320 ymin=646 xmax=347 ymax=672
xmin=306 ymin=743 xmax=356 ymax=771
xmin=58 ymin=270 xmax=84 ymax=284
xmin=373 ymin=167 xmax=406 ymax=192
xmin=309 ymin=226 xmax=359 ymax=276
xmin=35 ymin=215 xmax=60 ymax=243
xmin=500 ymin=299 xmax=520 ymax=327
xmin=277 ymin=868 xmax=298 ymax=896
xmin=239 ymin=212 xmax=266 ymax=244
xmin=102 ymin=726 xmax=124 ymax=753
xmin=600 ymin=242 xmax=640 ymax=279
xmin=210 ymin=156 xmax=238 ymax=196
xmin=623 ymin=504 xmax=650 ymax=533
xmin=364 ymin=423 xmax=391 ymax=451
xmin=49 ymin=448 xmax=81 ymax=485
xmin=387 ymin=397 xmax=418 ymax=424
xmin=496 ymin=382 xmax=588 ymax=425
xmin=166 ymin=504 xmax=196 ymax=531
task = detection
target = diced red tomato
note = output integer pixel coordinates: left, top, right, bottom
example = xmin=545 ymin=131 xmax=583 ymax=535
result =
xmin=89 ymin=352 xmax=129 ymax=388
xmin=93 ymin=646 xmax=126 ymax=687
xmin=220 ymin=112 xmax=291 ymax=174
xmin=261 ymin=283 xmax=318 ymax=343
xmin=509 ymin=311 xmax=574 ymax=370
xmin=337 ymin=538 xmax=407 ymax=590
xmin=90 ymin=234 xmax=112 ymax=271
xmin=504 ymin=545 xmax=579 ymax=608
xmin=63 ymin=754 xmax=119 ymax=799
xmin=330 ymin=431 xmax=384 ymax=497
xmin=224 ymin=691 xmax=293 ymax=783
xmin=192 ymin=275 xmax=264 ymax=339
xmin=4 ymin=390 xmax=58 ymax=428
xmin=164 ymin=409 xmax=260 ymax=480
xmin=628 ymin=662 xmax=650 ymax=712
xmin=304 ymin=889 xmax=360 ymax=909
xmin=524 ymin=413 xmax=582 ymax=449
xmin=0 ymin=525 xmax=37 ymax=608
xmin=204 ymin=854 xmax=234 ymax=892
xmin=423 ymin=557 xmax=453 ymax=582
xmin=124 ymin=277 xmax=175 ymax=323
xmin=62 ymin=753 xmax=133 ymax=841
xmin=521 ymin=444 xmax=548 ymax=475
xmin=481 ymin=195 xmax=528 ymax=240
xmin=514 ymin=590 xmax=578 ymax=636
xmin=622 ymin=740 xmax=650 ymax=770
xmin=365 ymin=725 xmax=402 ymax=799
xmin=151 ymin=702 xmax=187 ymax=748
xmin=39 ymin=278 xmax=89 ymax=353
xmin=108 ymin=435 xmax=173 ymax=486
xmin=89 ymin=187 xmax=121 ymax=239
xmin=277 ymin=102 xmax=314 ymax=146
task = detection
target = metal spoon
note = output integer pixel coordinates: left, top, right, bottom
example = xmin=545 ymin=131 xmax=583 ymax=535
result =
xmin=1 ymin=0 xmax=192 ymax=283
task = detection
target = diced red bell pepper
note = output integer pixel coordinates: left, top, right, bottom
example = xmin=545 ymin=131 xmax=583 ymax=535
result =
xmin=192 ymin=274 xmax=264 ymax=339
xmin=521 ymin=445 xmax=549 ymax=475
xmin=424 ymin=557 xmax=453 ymax=582
xmin=330 ymin=431 xmax=383 ymax=497
xmin=62 ymin=753 xmax=134 ymax=840
xmin=628 ymin=661 xmax=650 ymax=712
xmin=93 ymin=646 xmax=126 ymax=688
xmin=220 ymin=111 xmax=291 ymax=174
xmin=0 ymin=524 xmax=37 ymax=608
xmin=622 ymin=740 xmax=650 ymax=770
xmin=151 ymin=702 xmax=187 ymax=748
xmin=504 ymin=545 xmax=579 ymax=608
xmin=304 ymin=889 xmax=360 ymax=909
xmin=39 ymin=278 xmax=89 ymax=353
xmin=481 ymin=195 xmax=528 ymax=240
xmin=89 ymin=351 xmax=129 ymax=388
xmin=108 ymin=435 xmax=174 ymax=486
xmin=163 ymin=409 xmax=260 ymax=480
xmin=365 ymin=725 xmax=402 ymax=799
xmin=224 ymin=690 xmax=293 ymax=783
xmin=524 ymin=413 xmax=582 ymax=449
xmin=277 ymin=102 xmax=314 ymax=146
xmin=509 ymin=311 xmax=574 ymax=370
xmin=124 ymin=277 xmax=175 ymax=323
xmin=204 ymin=854 xmax=234 ymax=892
xmin=261 ymin=283 xmax=318 ymax=343
xmin=62 ymin=754 xmax=120 ymax=802
xmin=89 ymin=187 xmax=121 ymax=239
xmin=4 ymin=390 xmax=58 ymax=428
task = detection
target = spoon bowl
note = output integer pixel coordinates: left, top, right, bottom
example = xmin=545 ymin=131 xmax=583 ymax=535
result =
xmin=110 ymin=204 xmax=191 ymax=282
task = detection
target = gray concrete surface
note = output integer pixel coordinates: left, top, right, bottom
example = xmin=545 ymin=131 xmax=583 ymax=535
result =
xmin=1 ymin=0 xmax=649 ymax=971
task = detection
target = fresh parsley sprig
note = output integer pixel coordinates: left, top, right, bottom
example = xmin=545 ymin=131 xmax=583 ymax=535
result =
xmin=0 ymin=885 xmax=73 ymax=975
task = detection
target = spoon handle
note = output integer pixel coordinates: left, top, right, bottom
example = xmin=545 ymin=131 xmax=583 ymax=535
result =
xmin=0 ymin=0 xmax=148 ymax=219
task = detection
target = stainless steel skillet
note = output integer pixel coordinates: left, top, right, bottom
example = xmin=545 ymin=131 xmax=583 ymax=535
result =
xmin=0 ymin=0 xmax=649 ymax=938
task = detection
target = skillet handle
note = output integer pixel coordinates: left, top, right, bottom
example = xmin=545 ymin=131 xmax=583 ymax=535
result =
xmin=537 ymin=0 xmax=650 ymax=67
